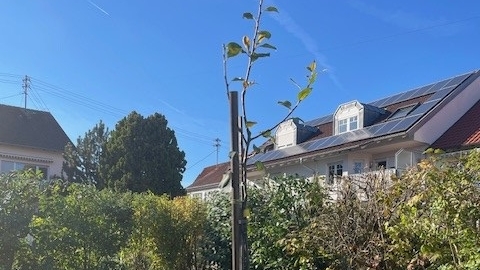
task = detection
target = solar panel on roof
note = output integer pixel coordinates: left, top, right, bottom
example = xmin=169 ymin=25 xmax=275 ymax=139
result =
xmin=247 ymin=71 xmax=477 ymax=166
xmin=337 ymin=129 xmax=371 ymax=144
xmin=332 ymin=134 xmax=347 ymax=145
xmin=255 ymin=150 xmax=277 ymax=163
xmin=428 ymin=87 xmax=453 ymax=101
xmin=390 ymin=90 xmax=415 ymax=105
xmin=305 ymin=115 xmax=332 ymax=126
xmin=372 ymin=119 xmax=403 ymax=137
xmin=444 ymin=73 xmax=470 ymax=88
xmin=376 ymin=94 xmax=401 ymax=108
xmin=306 ymin=136 xmax=332 ymax=151
xmin=409 ymin=84 xmax=433 ymax=99
xmin=369 ymin=97 xmax=390 ymax=107
xmin=387 ymin=114 xmax=422 ymax=134
xmin=409 ymin=100 xmax=436 ymax=116
xmin=424 ymin=79 xmax=449 ymax=95
xmin=301 ymin=140 xmax=316 ymax=150
xmin=321 ymin=135 xmax=340 ymax=148
xmin=305 ymin=138 xmax=323 ymax=151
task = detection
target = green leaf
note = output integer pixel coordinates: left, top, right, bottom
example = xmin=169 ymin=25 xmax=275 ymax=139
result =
xmin=261 ymin=130 xmax=271 ymax=138
xmin=265 ymin=6 xmax=279 ymax=13
xmin=423 ymin=148 xmax=434 ymax=154
xmin=258 ymin=30 xmax=272 ymax=40
xmin=251 ymin=52 xmax=270 ymax=62
xmin=243 ymin=35 xmax=251 ymax=50
xmin=298 ymin=87 xmax=312 ymax=101
xmin=255 ymin=161 xmax=265 ymax=171
xmin=246 ymin=121 xmax=257 ymax=128
xmin=308 ymin=72 xmax=317 ymax=85
xmin=259 ymin=43 xmax=277 ymax=50
xmin=226 ymin=42 xmax=244 ymax=58
xmin=307 ymin=61 xmax=316 ymax=72
xmin=253 ymin=144 xmax=261 ymax=153
xmin=243 ymin=12 xmax=254 ymax=19
xmin=232 ymin=77 xmax=244 ymax=81
xmin=278 ymin=100 xmax=292 ymax=110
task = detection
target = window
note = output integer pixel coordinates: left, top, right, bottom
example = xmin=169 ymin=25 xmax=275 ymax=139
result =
xmin=191 ymin=193 xmax=203 ymax=199
xmin=353 ymin=161 xmax=364 ymax=174
xmin=0 ymin=160 xmax=48 ymax=178
xmin=388 ymin=103 xmax=418 ymax=120
xmin=338 ymin=116 xmax=358 ymax=134
xmin=328 ymin=163 xmax=343 ymax=185
xmin=338 ymin=119 xmax=348 ymax=133
xmin=376 ymin=161 xmax=387 ymax=169
xmin=0 ymin=161 xmax=15 ymax=173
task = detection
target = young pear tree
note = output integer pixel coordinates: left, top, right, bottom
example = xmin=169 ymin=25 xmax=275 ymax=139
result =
xmin=223 ymin=0 xmax=318 ymax=268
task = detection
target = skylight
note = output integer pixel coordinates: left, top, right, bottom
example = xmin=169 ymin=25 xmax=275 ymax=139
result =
xmin=388 ymin=103 xmax=418 ymax=120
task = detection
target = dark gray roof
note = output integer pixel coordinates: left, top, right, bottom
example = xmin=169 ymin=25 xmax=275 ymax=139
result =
xmin=0 ymin=104 xmax=72 ymax=152
xmin=248 ymin=70 xmax=479 ymax=165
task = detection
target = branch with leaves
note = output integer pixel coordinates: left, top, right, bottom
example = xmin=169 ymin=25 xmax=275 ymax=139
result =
xmin=223 ymin=0 xmax=317 ymax=172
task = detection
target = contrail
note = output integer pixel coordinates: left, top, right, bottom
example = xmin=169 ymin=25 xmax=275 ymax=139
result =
xmin=86 ymin=0 xmax=110 ymax=16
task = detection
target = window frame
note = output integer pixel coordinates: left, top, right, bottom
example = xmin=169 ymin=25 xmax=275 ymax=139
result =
xmin=327 ymin=162 xmax=343 ymax=185
xmin=337 ymin=115 xmax=359 ymax=134
xmin=387 ymin=103 xmax=419 ymax=120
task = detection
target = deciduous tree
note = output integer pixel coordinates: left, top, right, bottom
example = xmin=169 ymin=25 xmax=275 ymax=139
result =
xmin=386 ymin=151 xmax=480 ymax=269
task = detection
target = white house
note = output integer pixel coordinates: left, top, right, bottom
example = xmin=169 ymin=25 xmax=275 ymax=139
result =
xmin=187 ymin=70 xmax=480 ymax=197
xmin=0 ymin=104 xmax=72 ymax=179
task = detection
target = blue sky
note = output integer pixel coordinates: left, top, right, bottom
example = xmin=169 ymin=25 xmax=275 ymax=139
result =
xmin=1 ymin=0 xmax=479 ymax=187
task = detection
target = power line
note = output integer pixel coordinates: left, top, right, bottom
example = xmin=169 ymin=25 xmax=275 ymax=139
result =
xmin=0 ymin=93 xmax=22 ymax=100
xmin=0 ymin=73 xmax=228 ymax=147
xmin=186 ymin=149 xmax=217 ymax=171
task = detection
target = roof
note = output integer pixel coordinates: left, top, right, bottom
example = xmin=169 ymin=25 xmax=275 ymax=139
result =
xmin=431 ymin=100 xmax=480 ymax=151
xmin=189 ymin=70 xmax=480 ymax=190
xmin=0 ymin=104 xmax=72 ymax=152
xmin=247 ymin=70 xmax=479 ymax=166
xmin=186 ymin=162 xmax=229 ymax=191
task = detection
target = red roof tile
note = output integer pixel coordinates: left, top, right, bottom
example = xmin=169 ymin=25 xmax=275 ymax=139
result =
xmin=186 ymin=162 xmax=229 ymax=190
xmin=432 ymin=100 xmax=480 ymax=150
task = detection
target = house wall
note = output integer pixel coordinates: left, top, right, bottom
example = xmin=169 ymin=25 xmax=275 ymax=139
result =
xmin=0 ymin=144 xmax=64 ymax=179
xmin=188 ymin=185 xmax=231 ymax=200
xmin=252 ymin=142 xmax=427 ymax=185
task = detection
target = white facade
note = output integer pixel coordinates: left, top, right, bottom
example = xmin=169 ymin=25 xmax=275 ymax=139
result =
xmin=0 ymin=144 xmax=64 ymax=179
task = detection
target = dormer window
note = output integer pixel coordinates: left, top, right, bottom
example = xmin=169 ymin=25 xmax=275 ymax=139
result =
xmin=338 ymin=116 xmax=358 ymax=133
xmin=334 ymin=100 xmax=385 ymax=135
xmin=275 ymin=118 xmax=318 ymax=150
xmin=334 ymin=101 xmax=362 ymax=135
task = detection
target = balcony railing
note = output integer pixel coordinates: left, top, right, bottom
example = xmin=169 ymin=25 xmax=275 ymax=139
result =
xmin=324 ymin=168 xmax=398 ymax=201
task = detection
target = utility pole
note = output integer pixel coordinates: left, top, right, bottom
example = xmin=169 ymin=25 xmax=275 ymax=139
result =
xmin=214 ymin=138 xmax=221 ymax=166
xmin=22 ymin=75 xmax=30 ymax=109
xmin=229 ymin=91 xmax=243 ymax=270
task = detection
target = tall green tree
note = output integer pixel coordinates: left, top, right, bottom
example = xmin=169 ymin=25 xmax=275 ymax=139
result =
xmin=62 ymin=120 xmax=109 ymax=188
xmin=100 ymin=111 xmax=186 ymax=196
